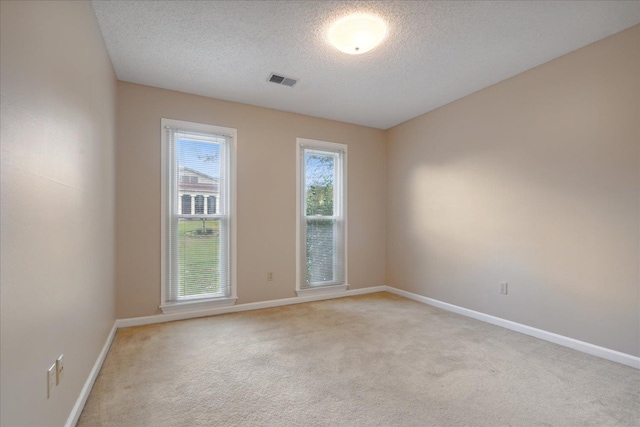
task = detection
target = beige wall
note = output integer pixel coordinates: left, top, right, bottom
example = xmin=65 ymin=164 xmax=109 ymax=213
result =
xmin=115 ymin=82 xmax=387 ymax=318
xmin=0 ymin=1 xmax=117 ymax=426
xmin=387 ymin=25 xmax=640 ymax=356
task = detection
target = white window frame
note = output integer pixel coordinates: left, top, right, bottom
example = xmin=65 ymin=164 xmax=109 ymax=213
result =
xmin=160 ymin=118 xmax=237 ymax=313
xmin=296 ymin=138 xmax=348 ymax=297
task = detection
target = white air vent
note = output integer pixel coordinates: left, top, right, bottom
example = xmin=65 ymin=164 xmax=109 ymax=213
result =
xmin=268 ymin=73 xmax=298 ymax=87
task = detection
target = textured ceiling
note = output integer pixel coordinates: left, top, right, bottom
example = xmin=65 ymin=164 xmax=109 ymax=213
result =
xmin=92 ymin=1 xmax=640 ymax=130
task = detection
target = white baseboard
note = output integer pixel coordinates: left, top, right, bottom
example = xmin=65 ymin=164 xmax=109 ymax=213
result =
xmin=116 ymin=285 xmax=387 ymax=328
xmin=65 ymin=322 xmax=118 ymax=427
xmin=384 ymin=286 xmax=640 ymax=369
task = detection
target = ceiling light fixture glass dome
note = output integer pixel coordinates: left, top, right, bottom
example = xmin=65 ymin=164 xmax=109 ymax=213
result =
xmin=328 ymin=14 xmax=387 ymax=55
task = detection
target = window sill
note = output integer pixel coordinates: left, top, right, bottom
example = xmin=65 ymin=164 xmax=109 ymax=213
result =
xmin=160 ymin=297 xmax=237 ymax=314
xmin=295 ymin=284 xmax=348 ymax=297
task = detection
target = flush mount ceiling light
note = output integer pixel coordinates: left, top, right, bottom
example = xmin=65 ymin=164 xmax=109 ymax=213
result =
xmin=328 ymin=14 xmax=387 ymax=55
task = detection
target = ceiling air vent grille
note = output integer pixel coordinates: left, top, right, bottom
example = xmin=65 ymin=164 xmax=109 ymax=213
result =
xmin=268 ymin=73 xmax=298 ymax=87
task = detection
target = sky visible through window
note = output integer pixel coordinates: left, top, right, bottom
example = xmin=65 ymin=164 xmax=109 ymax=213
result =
xmin=305 ymin=153 xmax=334 ymax=186
xmin=177 ymin=137 xmax=220 ymax=178
xmin=305 ymin=152 xmax=335 ymax=216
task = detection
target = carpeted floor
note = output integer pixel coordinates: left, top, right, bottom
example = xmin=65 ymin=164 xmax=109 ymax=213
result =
xmin=78 ymin=292 xmax=640 ymax=426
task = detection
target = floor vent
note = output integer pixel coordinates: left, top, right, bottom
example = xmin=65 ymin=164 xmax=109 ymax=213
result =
xmin=268 ymin=73 xmax=298 ymax=87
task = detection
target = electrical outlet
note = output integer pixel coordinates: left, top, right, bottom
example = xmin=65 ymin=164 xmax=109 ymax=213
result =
xmin=56 ymin=355 xmax=64 ymax=385
xmin=499 ymin=282 xmax=508 ymax=295
xmin=47 ymin=364 xmax=56 ymax=398
xmin=267 ymin=272 xmax=274 ymax=281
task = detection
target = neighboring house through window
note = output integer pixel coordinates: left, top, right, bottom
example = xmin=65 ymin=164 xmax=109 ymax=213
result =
xmin=161 ymin=118 xmax=237 ymax=313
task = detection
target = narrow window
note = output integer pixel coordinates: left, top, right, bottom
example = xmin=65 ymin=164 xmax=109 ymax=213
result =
xmin=194 ymin=195 xmax=205 ymax=214
xmin=161 ymin=119 xmax=237 ymax=312
xmin=296 ymin=138 xmax=347 ymax=296
xmin=181 ymin=194 xmax=192 ymax=215
xmin=207 ymin=196 xmax=217 ymax=214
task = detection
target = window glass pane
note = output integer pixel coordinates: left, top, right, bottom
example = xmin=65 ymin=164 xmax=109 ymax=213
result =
xmin=207 ymin=196 xmax=217 ymax=214
xmin=181 ymin=194 xmax=192 ymax=215
xmin=177 ymin=218 xmax=221 ymax=297
xmin=305 ymin=153 xmax=335 ymax=216
xmin=177 ymin=137 xmax=220 ymax=215
xmin=306 ymin=218 xmax=335 ymax=284
xmin=173 ymin=132 xmax=227 ymax=299
xmin=194 ymin=195 xmax=204 ymax=214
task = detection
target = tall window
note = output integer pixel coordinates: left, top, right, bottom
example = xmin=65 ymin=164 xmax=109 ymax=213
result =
xmin=194 ymin=195 xmax=205 ymax=214
xmin=161 ymin=118 xmax=237 ymax=313
xmin=181 ymin=194 xmax=192 ymax=215
xmin=207 ymin=196 xmax=217 ymax=214
xmin=296 ymin=138 xmax=347 ymax=296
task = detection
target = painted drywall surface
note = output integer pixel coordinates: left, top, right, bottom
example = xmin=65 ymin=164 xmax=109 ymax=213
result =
xmin=0 ymin=1 xmax=117 ymax=425
xmin=387 ymin=25 xmax=640 ymax=356
xmin=115 ymin=82 xmax=386 ymax=319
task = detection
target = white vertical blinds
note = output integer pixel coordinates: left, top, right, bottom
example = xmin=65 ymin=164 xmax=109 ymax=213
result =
xmin=300 ymin=145 xmax=346 ymax=288
xmin=165 ymin=125 xmax=232 ymax=301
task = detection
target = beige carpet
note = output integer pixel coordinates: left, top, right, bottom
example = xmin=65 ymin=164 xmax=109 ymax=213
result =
xmin=78 ymin=292 xmax=640 ymax=426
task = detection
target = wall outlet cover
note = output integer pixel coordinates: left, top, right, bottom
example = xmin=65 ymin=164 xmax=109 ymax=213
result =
xmin=47 ymin=364 xmax=56 ymax=398
xmin=499 ymin=282 xmax=508 ymax=295
xmin=56 ymin=354 xmax=64 ymax=385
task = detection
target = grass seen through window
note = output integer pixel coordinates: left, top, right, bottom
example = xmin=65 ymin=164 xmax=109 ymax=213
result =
xmin=177 ymin=218 xmax=221 ymax=297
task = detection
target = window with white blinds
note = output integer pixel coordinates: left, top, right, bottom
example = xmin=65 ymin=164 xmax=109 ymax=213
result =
xmin=296 ymin=138 xmax=347 ymax=296
xmin=161 ymin=118 xmax=237 ymax=313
